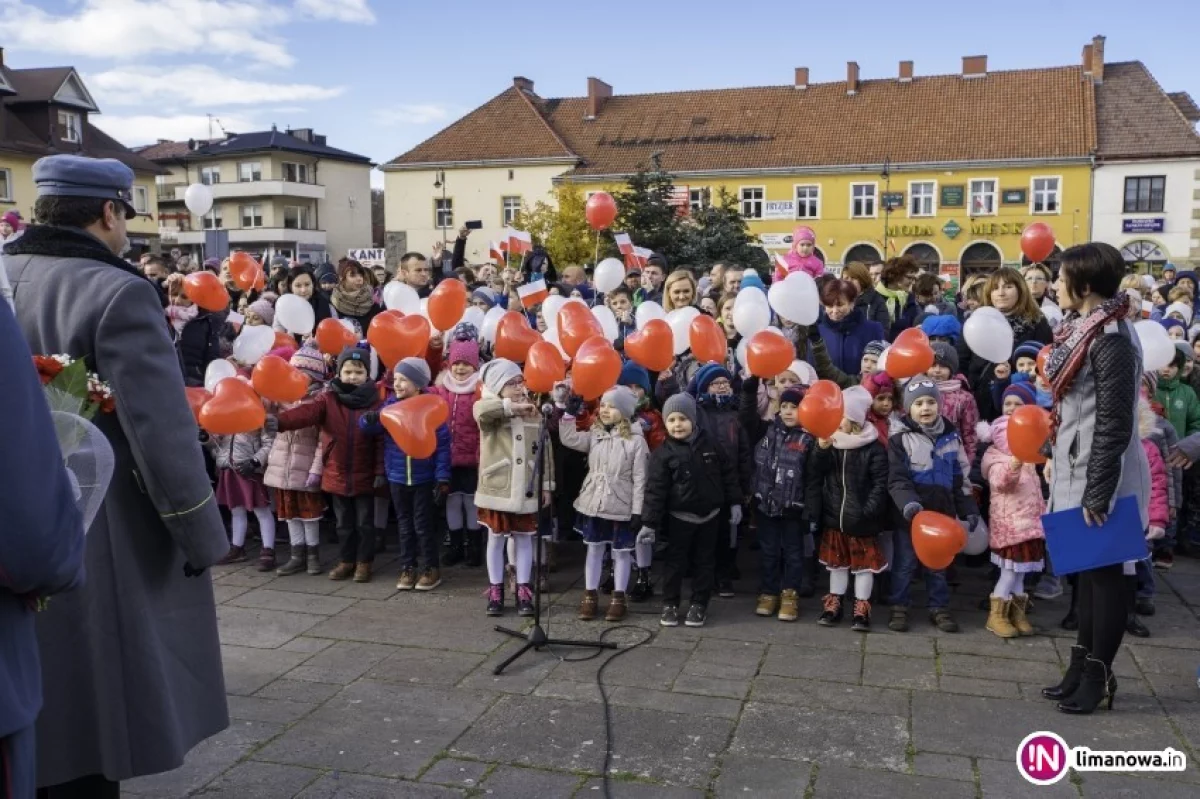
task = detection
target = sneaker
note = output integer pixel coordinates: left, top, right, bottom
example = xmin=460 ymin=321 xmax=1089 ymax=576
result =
xmin=353 ymin=562 xmax=371 ymax=583
xmin=396 ymin=567 xmax=417 ymax=591
xmin=256 ymin=548 xmax=276 ymax=572
xmin=888 ymin=606 xmax=909 ymax=633
xmin=929 ymin=608 xmax=959 ymax=633
xmin=485 ymin=584 xmax=504 ymax=616
xmin=717 ymin=580 xmax=735 ymax=598
xmin=516 ymin=583 xmax=534 ymax=617
xmin=415 ymin=568 xmax=442 ymax=591
xmin=217 ymin=545 xmax=247 ymax=566
xmin=1032 ymin=576 xmax=1063 ymax=600
xmin=660 ymin=604 xmax=680 ymax=627
xmin=1135 ymin=598 xmax=1156 ymax=617
xmin=817 ymin=594 xmax=843 ymax=627
xmin=1153 ymin=551 xmax=1174 ymax=571
xmin=777 ymin=589 xmax=799 ymax=622
xmin=755 ymin=594 xmax=780 ymax=617
xmin=684 ymin=603 xmax=707 ymax=627
xmin=328 ymin=561 xmax=355 ymax=581
xmin=851 ymin=600 xmax=871 ymax=632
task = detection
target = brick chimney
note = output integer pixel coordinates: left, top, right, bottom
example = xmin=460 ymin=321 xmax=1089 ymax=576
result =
xmin=899 ymin=60 xmax=913 ymax=83
xmin=794 ymin=67 xmax=809 ymax=90
xmin=962 ymin=55 xmax=987 ymax=78
xmin=1091 ymin=35 xmax=1105 ymax=83
xmin=513 ymin=76 xmax=535 ymax=94
xmin=846 ymin=61 xmax=859 ymax=95
xmin=585 ymin=77 xmax=612 ymax=120
xmin=1082 ymin=43 xmax=1094 ymax=76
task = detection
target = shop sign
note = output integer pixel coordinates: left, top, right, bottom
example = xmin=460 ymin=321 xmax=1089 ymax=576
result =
xmin=882 ymin=192 xmax=905 ymax=210
xmin=942 ymin=220 xmax=963 ymax=239
xmin=1002 ymin=189 xmax=1027 ymax=204
xmin=941 ymin=185 xmax=965 ymax=207
xmin=763 ymin=200 xmax=795 ymax=220
xmin=1122 ymin=218 xmax=1164 ymax=233
xmin=887 ymin=224 xmax=935 ymax=237
xmin=970 ymin=221 xmax=1027 ymax=236
xmin=758 ymin=233 xmax=793 ymax=249
xmin=349 ymin=247 xmax=386 ymax=266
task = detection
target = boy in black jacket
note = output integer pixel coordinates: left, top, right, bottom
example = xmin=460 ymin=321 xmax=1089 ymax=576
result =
xmin=639 ymin=394 xmax=742 ymax=628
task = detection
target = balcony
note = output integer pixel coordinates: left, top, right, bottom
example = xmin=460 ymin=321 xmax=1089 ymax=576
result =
xmin=207 ymin=180 xmax=326 ymax=201
xmin=173 ymin=227 xmax=327 ymax=247
xmin=157 ymin=183 xmax=186 ymax=202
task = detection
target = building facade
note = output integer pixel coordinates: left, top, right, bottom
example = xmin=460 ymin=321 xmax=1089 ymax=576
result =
xmin=139 ymin=128 xmax=373 ymax=265
xmin=0 ymin=49 xmax=164 ymax=253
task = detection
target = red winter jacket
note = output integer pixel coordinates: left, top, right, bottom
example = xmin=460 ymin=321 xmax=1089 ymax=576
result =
xmin=276 ymin=382 xmax=383 ymax=496
xmin=429 ymin=380 xmax=480 ymax=468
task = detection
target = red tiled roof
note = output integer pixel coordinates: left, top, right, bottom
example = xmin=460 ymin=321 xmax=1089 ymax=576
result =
xmin=1095 ymin=62 xmax=1200 ymax=159
xmin=133 ymin=140 xmax=195 ymax=160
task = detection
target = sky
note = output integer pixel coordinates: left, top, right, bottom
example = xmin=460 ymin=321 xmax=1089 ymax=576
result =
xmin=6 ymin=0 xmax=1200 ymax=189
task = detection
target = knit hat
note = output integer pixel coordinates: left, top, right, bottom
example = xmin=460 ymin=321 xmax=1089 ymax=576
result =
xmin=1002 ymin=378 xmax=1036 ymax=408
xmin=471 ymin=286 xmax=498 ymax=308
xmin=336 ymin=345 xmax=369 ymax=373
xmin=448 ymin=336 xmax=480 ymax=369
xmin=861 ymin=371 xmax=895 ymax=398
xmin=268 ymin=345 xmax=296 ymax=362
xmin=931 ymin=341 xmax=959 ymax=374
xmin=1142 ymin=371 xmax=1159 ymax=398
xmin=691 ymin=362 xmax=733 ymax=396
xmin=863 ymin=340 xmax=888 ymax=359
xmin=1161 ymin=318 xmax=1186 ymax=336
xmin=619 ymin=361 xmax=652 ymax=396
xmin=395 ymin=357 xmax=432 ymax=391
xmin=779 ymin=387 xmax=804 ymax=407
xmin=1 ymin=210 xmax=22 ymax=230
xmin=290 ymin=342 xmax=329 ymax=382
xmin=1175 ymin=340 xmax=1195 ymax=364
xmin=271 ymin=255 xmax=290 ymax=270
xmin=662 ymin=393 xmax=698 ymax=426
xmin=203 ymin=256 xmax=220 ymax=271
xmin=248 ymin=298 xmax=275 ymax=326
xmin=1013 ymin=340 xmax=1044 ymax=363
xmin=842 ymin=385 xmax=873 ymax=426
xmin=920 ymin=314 xmax=962 ymax=342
xmin=783 ymin=359 xmax=817 ymax=386
xmin=740 ymin=271 xmax=766 ymax=292
xmin=902 ymin=378 xmax=941 ymax=413
xmin=793 ymin=225 xmax=816 ymax=243
xmin=600 ymin=386 xmax=637 ymax=420
xmin=1165 ymin=301 xmax=1194 ymax=325
xmin=990 ymin=415 xmax=1012 ymax=456
xmin=481 ymin=358 xmax=522 ymax=396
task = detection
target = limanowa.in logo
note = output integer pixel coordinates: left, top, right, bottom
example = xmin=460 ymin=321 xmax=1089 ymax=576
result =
xmin=1017 ymin=731 xmax=1188 ymax=785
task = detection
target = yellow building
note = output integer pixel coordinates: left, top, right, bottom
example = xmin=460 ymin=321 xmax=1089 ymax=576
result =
xmin=0 ymin=53 xmax=163 ymax=252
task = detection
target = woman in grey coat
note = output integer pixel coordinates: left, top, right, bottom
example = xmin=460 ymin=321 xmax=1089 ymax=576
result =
xmin=1040 ymin=242 xmax=1150 ymax=716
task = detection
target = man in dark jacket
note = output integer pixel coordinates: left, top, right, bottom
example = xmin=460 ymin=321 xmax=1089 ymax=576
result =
xmin=0 ymin=297 xmax=86 ymax=799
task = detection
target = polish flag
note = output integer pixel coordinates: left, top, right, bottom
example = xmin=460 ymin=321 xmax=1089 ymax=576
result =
xmin=506 ymin=228 xmax=533 ymax=255
xmin=518 ymin=279 xmax=549 ymax=309
xmin=625 ymin=246 xmax=652 ymax=269
xmin=489 ymin=241 xmax=506 ymax=264
xmin=613 ymin=232 xmax=634 ymax=256
xmin=774 ymin=253 xmax=791 ymax=282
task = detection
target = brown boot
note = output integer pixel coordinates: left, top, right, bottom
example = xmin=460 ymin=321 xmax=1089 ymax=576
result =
xmin=353 ymin=562 xmax=372 ymax=583
xmin=578 ymin=589 xmax=599 ymax=621
xmin=328 ymin=561 xmax=355 ymax=581
xmin=986 ymin=597 xmax=1019 ymax=638
xmin=1009 ymin=593 xmax=1035 ymax=636
xmin=605 ymin=591 xmax=628 ymax=622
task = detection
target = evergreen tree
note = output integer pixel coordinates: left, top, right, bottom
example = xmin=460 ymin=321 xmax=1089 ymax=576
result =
xmin=611 ymin=166 xmax=681 ymax=262
xmin=674 ymin=187 xmax=770 ymax=275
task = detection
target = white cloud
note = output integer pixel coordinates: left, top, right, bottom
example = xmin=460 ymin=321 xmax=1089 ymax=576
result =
xmin=294 ymin=0 xmax=374 ymax=23
xmin=373 ymin=104 xmax=455 ymax=126
xmin=88 ymin=65 xmax=343 ymax=107
xmin=92 ymin=112 xmax=262 ymax=148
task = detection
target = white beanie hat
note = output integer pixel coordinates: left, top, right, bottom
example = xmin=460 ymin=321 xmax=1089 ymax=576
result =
xmin=1166 ymin=301 xmax=1193 ymax=326
xmin=783 ymin=359 xmax=817 ymax=386
xmin=480 ymin=358 xmax=522 ymax=396
xmin=600 ymin=386 xmax=637 ymax=420
xmin=842 ymin=385 xmax=873 ymax=426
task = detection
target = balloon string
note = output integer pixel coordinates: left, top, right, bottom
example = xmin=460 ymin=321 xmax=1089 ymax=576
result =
xmin=591 ymin=231 xmax=601 ymax=308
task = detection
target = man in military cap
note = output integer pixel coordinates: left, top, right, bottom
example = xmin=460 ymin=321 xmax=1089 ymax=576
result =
xmin=1 ymin=154 xmax=229 ymax=796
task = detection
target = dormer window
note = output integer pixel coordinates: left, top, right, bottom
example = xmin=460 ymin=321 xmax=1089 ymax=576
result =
xmin=57 ymin=110 xmax=81 ymax=143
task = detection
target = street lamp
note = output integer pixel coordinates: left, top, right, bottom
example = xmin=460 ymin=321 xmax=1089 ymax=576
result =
xmin=433 ymin=170 xmax=447 ymax=247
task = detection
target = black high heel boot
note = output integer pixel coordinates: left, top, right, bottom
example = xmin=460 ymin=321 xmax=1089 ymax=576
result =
xmin=1057 ymin=657 xmax=1117 ymax=714
xmin=1042 ymin=645 xmax=1088 ymax=700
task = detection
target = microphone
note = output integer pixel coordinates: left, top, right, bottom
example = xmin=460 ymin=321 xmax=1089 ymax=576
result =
xmin=541 ymin=402 xmax=555 ymax=417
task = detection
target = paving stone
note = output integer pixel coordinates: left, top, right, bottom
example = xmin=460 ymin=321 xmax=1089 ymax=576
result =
xmin=936 ymin=674 xmax=1020 ymax=699
xmin=750 ymin=675 xmax=910 ymax=717
xmin=286 ymin=641 xmax=398 ymax=684
xmin=1129 ymin=643 xmax=1199 ymax=675
xmin=548 ymin=645 xmax=690 ymax=690
xmin=227 ymin=588 xmax=357 ymax=616
xmin=295 ymin=773 xmax=463 ymax=798
xmin=934 ymin=634 xmax=1061 ymax=661
xmin=213 ymin=582 xmax=252 ymax=603
xmin=692 ymin=637 xmax=767 ymax=664
xmin=363 ymin=646 xmax=488 ymax=687
xmin=809 ymin=763 xmax=976 ymax=798
xmin=862 ymin=654 xmax=937 ymax=690
xmin=976 ymin=757 xmax=1077 ymax=798
xmin=576 ymin=777 xmax=705 ymax=797
xmin=214 ymin=568 xmax=279 ymax=588
xmin=255 ymin=677 xmax=343 ymax=704
xmin=457 ymin=644 xmax=561 ymax=695
xmin=254 ymin=680 xmax=493 ymax=779
xmin=533 ymin=677 xmax=604 ymax=703
xmin=260 ymin=574 xmax=346 ymax=595
xmin=938 ymin=652 xmax=1063 ymax=683
xmin=1077 ymin=772 xmax=1200 ymax=798
xmin=419 ymin=757 xmax=490 ymax=788
xmin=227 ymin=694 xmax=316 ymax=725
xmin=124 ymin=720 xmax=282 ymax=797
xmin=476 ymin=765 xmax=582 ymax=797
xmin=730 ymin=702 xmax=908 ymax=772
xmin=865 ymin=634 xmax=937 ymax=659
xmin=280 ymin=636 xmax=337 ymax=655
xmin=759 ymin=643 xmax=861 ymax=683
xmin=1143 ymin=670 xmax=1200 ymax=703
xmin=671 ymin=673 xmax=750 ymax=700
xmin=712 ymin=755 xmax=812 ymax=797
xmin=188 ymin=761 xmax=320 ymax=798
xmin=911 ymin=752 xmax=974 ymax=782
xmin=693 ymin=609 xmax=865 ymax=650
xmin=608 ymin=685 xmax=742 ymax=719
xmin=217 ymin=605 xmax=327 ymax=648
xmin=222 ymin=644 xmax=310 ymax=696
xmin=304 ymin=598 xmax=500 ymax=653
xmin=331 ymin=579 xmax=402 ymax=600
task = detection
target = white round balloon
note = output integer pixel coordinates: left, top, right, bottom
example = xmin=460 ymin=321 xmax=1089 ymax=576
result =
xmin=1041 ymin=302 xmax=1064 ymax=328
xmin=275 ymin=293 xmax=315 ymax=336
xmin=963 ymin=307 xmax=1014 ymax=364
xmin=383 ymin=281 xmax=421 ymax=314
xmin=541 ymin=295 xmax=568 ymax=329
xmin=183 ymin=183 xmax=213 ymax=216
xmin=667 ymin=307 xmax=701 ymax=356
xmin=458 ymin=306 xmax=485 ymax=336
xmin=592 ymin=305 xmax=619 ymax=343
xmin=732 ymin=289 xmax=771 ymax=337
xmin=768 ymin=271 xmax=819 ymax=326
xmin=635 ymin=300 xmax=667 ymax=330
xmin=232 ymin=325 xmax=275 ymax=365
xmin=204 ymin=358 xmax=237 ymax=393
xmin=1136 ymin=319 xmax=1175 ymax=371
xmin=962 ymin=517 xmax=989 ymax=556
xmin=480 ymin=306 xmax=505 ymax=344
xmin=593 ymin=258 xmax=626 ymax=294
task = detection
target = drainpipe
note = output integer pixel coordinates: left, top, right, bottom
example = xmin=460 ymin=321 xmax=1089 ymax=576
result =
xmin=1087 ymin=150 xmax=1096 ymax=245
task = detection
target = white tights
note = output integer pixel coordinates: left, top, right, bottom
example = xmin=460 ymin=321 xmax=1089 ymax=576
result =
xmin=487 ymin=534 xmax=533 ymax=585
xmin=992 ymin=567 xmax=1023 ymax=600
xmin=585 ymin=543 xmax=632 ymax=593
xmin=827 ymin=567 xmax=874 ymax=601
xmin=230 ymin=507 xmax=276 ymax=549
xmin=286 ymin=518 xmax=321 ymax=547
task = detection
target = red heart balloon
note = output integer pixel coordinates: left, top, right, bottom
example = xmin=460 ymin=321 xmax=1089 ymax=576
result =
xmin=380 ymin=394 xmax=449 ymax=459
xmin=229 ymin=251 xmax=263 ymax=293
xmin=272 ymin=330 xmax=296 ymax=350
xmin=1021 ymin=222 xmax=1056 ymax=264
xmin=887 ymin=328 xmax=934 ymax=379
xmin=368 ymin=310 xmax=430 ymax=367
xmin=198 ymin=378 xmax=265 ymax=435
xmin=251 ymin=354 xmax=310 ymax=404
xmin=557 ymin=302 xmax=603 ymax=359
xmin=183 ymin=271 xmax=230 ymax=312
xmin=572 ymin=336 xmax=622 ymax=400
xmin=316 ymin=318 xmax=358 ymax=356
xmin=911 ymin=510 xmax=967 ymax=570
xmin=689 ymin=314 xmax=726 ymax=364
xmin=585 ymin=191 xmax=618 ymax=231
xmin=1008 ymin=405 xmax=1050 ymax=464
xmin=746 ymin=330 xmax=794 ymax=379
xmin=184 ymin=386 xmax=211 ymax=424
xmin=428 ymin=278 xmax=467 ymax=331
xmin=524 ymin=340 xmax=567 ymax=394
xmin=1036 ymin=344 xmax=1052 ymax=382
xmin=798 ymin=379 xmax=844 ymax=439
xmin=624 ymin=319 xmax=674 ymax=372
xmin=495 ymin=311 xmax=541 ymax=363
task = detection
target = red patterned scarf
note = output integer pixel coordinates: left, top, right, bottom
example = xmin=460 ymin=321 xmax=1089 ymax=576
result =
xmin=1043 ymin=292 xmax=1131 ymax=442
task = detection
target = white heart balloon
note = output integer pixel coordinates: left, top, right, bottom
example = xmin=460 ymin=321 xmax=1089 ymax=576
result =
xmin=203 ymin=359 xmax=237 ymax=393
xmin=480 ymin=306 xmax=505 ymax=344
xmin=383 ymin=281 xmax=421 ymax=314
xmin=962 ymin=517 xmax=990 ymax=556
xmin=593 ymin=258 xmax=626 ymax=294
xmin=667 ymin=307 xmax=701 ymax=356
xmin=458 ymin=306 xmax=485 ymax=336
xmin=542 ymin=295 xmax=568 ymax=328
xmin=768 ymin=271 xmax=819 ymax=326
xmin=635 ymin=300 xmax=667 ymax=330
xmin=232 ymin=325 xmax=275 ymax=366
xmin=963 ymin=307 xmax=1014 ymax=364
xmin=1136 ymin=319 xmax=1175 ymax=372
xmin=732 ymin=288 xmax=771 ymax=337
xmin=592 ymin=305 xmax=619 ymax=343
xmin=543 ymin=323 xmax=570 ymax=359
xmin=183 ymin=183 xmax=213 ymax=216
xmin=275 ymin=293 xmax=315 ymax=336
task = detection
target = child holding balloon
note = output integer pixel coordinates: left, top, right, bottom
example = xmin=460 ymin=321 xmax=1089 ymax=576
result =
xmin=207 ymin=405 xmax=278 ymax=571
xmin=619 ymin=361 xmax=665 ymax=601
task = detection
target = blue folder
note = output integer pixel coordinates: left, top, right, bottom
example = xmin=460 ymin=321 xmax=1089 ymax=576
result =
xmin=1041 ymin=496 xmax=1146 ymax=575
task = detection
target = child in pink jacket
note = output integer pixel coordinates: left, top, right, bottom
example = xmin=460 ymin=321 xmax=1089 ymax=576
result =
xmin=1128 ymin=394 xmax=1169 ymax=637
xmin=981 ymin=414 xmax=1045 ymax=638
xmin=429 ymin=324 xmax=483 ymax=567
xmin=928 ymin=341 xmax=980 ymax=463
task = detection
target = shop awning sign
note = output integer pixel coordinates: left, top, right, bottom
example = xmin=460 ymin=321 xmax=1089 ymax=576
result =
xmin=349 ymin=247 xmax=386 ymax=266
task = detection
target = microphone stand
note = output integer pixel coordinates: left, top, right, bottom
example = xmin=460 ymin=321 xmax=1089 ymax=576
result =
xmin=492 ymin=402 xmax=617 ymax=675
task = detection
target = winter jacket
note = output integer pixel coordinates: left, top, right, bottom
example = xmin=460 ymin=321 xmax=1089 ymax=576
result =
xmin=1154 ymin=374 xmax=1200 ymax=440
xmin=936 ymin=377 xmax=981 ymax=464
xmin=694 ymin=397 xmax=753 ymax=496
xmin=276 ymin=380 xmax=384 ymax=496
xmin=361 ymin=394 xmax=452 ymax=487
xmin=559 ymin=419 xmax=649 ymax=521
xmin=635 ymin=409 xmax=667 ymax=451
xmin=263 ymin=398 xmax=325 ymax=491
xmin=981 ymin=416 xmax=1045 ymax=550
xmin=1143 ymin=438 xmax=1169 ymax=530
xmin=751 ymin=418 xmax=813 ymax=518
xmin=855 ymin=287 xmax=892 ymax=333
xmin=642 ymin=430 xmax=741 ymax=531
xmin=207 ymin=426 xmax=275 ymax=474
xmin=176 ymin=309 xmax=223 ymax=387
xmin=812 ymin=308 xmax=885 ymax=377
xmin=429 ymin=379 xmax=481 ymax=468
xmin=888 ymin=416 xmax=979 ymax=528
xmin=807 ymin=427 xmax=890 ymax=536
xmin=474 ymin=390 xmax=555 ymax=514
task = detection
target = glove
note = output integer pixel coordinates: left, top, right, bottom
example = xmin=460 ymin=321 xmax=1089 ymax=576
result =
xmin=741 ymin=376 xmax=760 ymax=396
xmin=965 ymin=514 xmax=980 ymax=531
xmin=903 ymin=502 xmax=923 ymax=522
xmin=362 ymin=411 xmax=380 ymax=427
xmin=629 ymin=514 xmax=641 ymax=533
xmin=234 ymin=459 xmax=259 ymax=476
xmin=305 ymin=473 xmax=321 ymax=489
xmin=564 ymin=394 xmax=584 ymax=417
xmin=374 ymin=476 xmax=387 ymax=489
xmin=636 ymin=527 xmax=656 ymax=545
xmin=183 ymin=562 xmax=206 ymax=577
xmin=805 ymin=324 xmax=822 ymax=343
xmin=1147 ymin=526 xmax=1166 ymax=541
xmin=263 ymin=415 xmax=279 ymax=434
xmin=434 ymin=481 xmax=450 ymax=506
xmin=730 ymin=505 xmax=743 ymax=527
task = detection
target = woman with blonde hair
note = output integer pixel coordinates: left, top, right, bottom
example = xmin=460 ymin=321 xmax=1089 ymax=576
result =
xmin=662 ymin=269 xmax=698 ymax=313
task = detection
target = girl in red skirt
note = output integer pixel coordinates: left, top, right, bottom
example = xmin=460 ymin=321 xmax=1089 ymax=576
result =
xmin=208 ymin=383 xmax=278 ymax=570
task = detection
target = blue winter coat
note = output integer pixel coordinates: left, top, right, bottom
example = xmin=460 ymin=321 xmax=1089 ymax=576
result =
xmin=360 ymin=394 xmax=452 ymax=486
xmin=811 ymin=307 xmax=885 ymax=377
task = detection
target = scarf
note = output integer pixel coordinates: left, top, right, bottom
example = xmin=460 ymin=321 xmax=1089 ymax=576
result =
xmin=1045 ymin=292 xmax=1131 ymax=443
xmin=331 ymin=284 xmax=375 ymax=318
xmin=3 ymin=224 xmax=144 ymax=279
xmin=697 ymin=393 xmax=738 ymax=410
xmin=832 ymin=423 xmax=879 ymax=450
xmin=875 ymin=283 xmax=908 ymax=323
xmin=918 ymin=416 xmax=946 ymax=439
xmin=936 ymin=378 xmax=964 ymax=396
xmin=1005 ymin=311 xmax=1037 ymax=342
xmin=329 ymin=378 xmax=379 ymax=410
xmin=438 ymin=370 xmax=481 ymax=395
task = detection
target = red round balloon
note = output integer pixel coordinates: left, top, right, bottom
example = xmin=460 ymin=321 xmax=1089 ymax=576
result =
xmin=229 ymin=251 xmax=263 ymax=293
xmin=524 ymin=340 xmax=567 ymax=393
xmin=746 ymin=330 xmax=794 ymax=379
xmin=1021 ymin=222 xmax=1056 ymax=264
xmin=624 ymin=319 xmax=674 ymax=372
xmin=316 ymin=318 xmax=358 ymax=356
xmin=368 ymin=310 xmax=430 ymax=367
xmin=911 ymin=510 xmax=967 ymax=570
xmin=494 ymin=311 xmax=541 ymax=363
xmin=557 ymin=302 xmax=603 ymax=358
xmin=689 ymin=314 xmax=726 ymax=364
xmin=198 ymin=378 xmax=265 ymax=435
xmin=428 ymin=278 xmax=467 ymax=331
xmin=585 ymin=191 xmax=618 ymax=231
xmin=183 ymin=271 xmax=230 ymax=312
xmin=887 ymin=328 xmax=935 ymax=379
xmin=798 ymin=380 xmax=844 ymax=439
xmin=1008 ymin=405 xmax=1051 ymax=464
xmin=572 ymin=336 xmax=622 ymax=400
xmin=251 ymin=354 xmax=310 ymax=404
xmin=380 ymin=394 xmax=449 ymax=459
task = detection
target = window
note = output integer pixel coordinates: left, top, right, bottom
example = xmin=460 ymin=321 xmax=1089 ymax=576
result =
xmin=202 ymin=209 xmax=222 ymax=229
xmin=240 ymin=204 xmax=263 ymax=228
xmin=282 ymin=162 xmax=309 ymax=183
xmin=57 ymin=110 xmax=81 ymax=143
xmin=0 ymin=168 xmax=12 ymax=202
xmin=968 ymin=179 xmax=997 ymax=215
xmin=200 ymin=166 xmax=221 ymax=185
xmin=283 ymin=206 xmax=310 ymax=230
xmin=850 ymin=183 xmax=877 ymax=218
xmin=1123 ymin=176 xmax=1166 ymax=213
xmin=689 ymin=188 xmax=709 ymax=214
xmin=1031 ymin=176 xmax=1060 ymax=214
xmin=132 ymin=186 xmax=148 ymax=215
xmin=239 ymin=162 xmax=262 ymax=182
xmin=739 ymin=187 xmax=764 ymax=219
xmin=501 ymin=196 xmax=522 ymax=226
xmin=909 ymin=181 xmax=936 ymax=217
xmin=794 ymin=185 xmax=820 ymax=218
xmin=434 ymin=198 xmax=453 ymax=229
